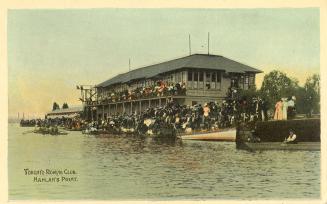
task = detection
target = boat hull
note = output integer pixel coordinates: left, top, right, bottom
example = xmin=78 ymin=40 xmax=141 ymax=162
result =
xmin=237 ymin=142 xmax=320 ymax=151
xmin=179 ymin=129 xmax=236 ymax=142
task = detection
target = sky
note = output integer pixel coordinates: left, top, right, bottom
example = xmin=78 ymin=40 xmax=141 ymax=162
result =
xmin=8 ymin=8 xmax=320 ymax=119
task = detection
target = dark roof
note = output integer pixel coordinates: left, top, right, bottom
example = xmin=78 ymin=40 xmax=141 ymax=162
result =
xmin=46 ymin=106 xmax=83 ymax=115
xmin=97 ymin=54 xmax=262 ymax=88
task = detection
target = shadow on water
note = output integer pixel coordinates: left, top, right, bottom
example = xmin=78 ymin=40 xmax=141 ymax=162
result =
xmin=9 ymin=124 xmax=320 ymax=200
xmin=83 ymin=133 xmax=183 ymax=155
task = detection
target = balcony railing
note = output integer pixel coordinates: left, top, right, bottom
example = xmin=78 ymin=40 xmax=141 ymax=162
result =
xmin=95 ymin=83 xmax=187 ymax=105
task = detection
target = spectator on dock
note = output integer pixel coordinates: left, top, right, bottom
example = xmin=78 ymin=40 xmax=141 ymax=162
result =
xmin=259 ymin=98 xmax=268 ymax=121
xmin=203 ymin=103 xmax=211 ymax=130
xmin=282 ymin=98 xmax=288 ymax=120
xmin=287 ymin=96 xmax=296 ymax=119
xmin=274 ymin=99 xmax=283 ymax=120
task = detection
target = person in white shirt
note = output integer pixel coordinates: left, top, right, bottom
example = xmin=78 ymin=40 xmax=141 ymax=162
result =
xmin=284 ymin=130 xmax=297 ymax=144
xmin=282 ymin=98 xmax=288 ymax=120
xmin=287 ymin=96 xmax=296 ymax=119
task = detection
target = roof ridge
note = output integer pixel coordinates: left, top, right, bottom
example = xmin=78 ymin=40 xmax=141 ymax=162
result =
xmin=96 ymin=54 xmax=261 ymax=88
xmin=97 ymin=54 xmax=194 ymax=87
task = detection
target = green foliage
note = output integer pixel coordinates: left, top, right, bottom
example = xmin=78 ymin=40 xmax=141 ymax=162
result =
xmin=238 ymin=87 xmax=260 ymax=102
xmin=62 ymin=103 xmax=69 ymax=109
xmin=297 ymin=74 xmax=320 ymax=115
xmin=260 ymin=70 xmax=299 ymax=109
xmin=52 ymin=102 xmax=60 ymax=111
xmin=259 ymin=71 xmax=320 ymax=116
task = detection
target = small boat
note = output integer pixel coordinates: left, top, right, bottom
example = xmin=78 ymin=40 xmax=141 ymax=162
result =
xmin=31 ymin=127 xmax=68 ymax=135
xmin=237 ymin=141 xmax=320 ymax=151
xmin=178 ymin=129 xmax=236 ymax=141
xmin=82 ymin=127 xmax=100 ymax=135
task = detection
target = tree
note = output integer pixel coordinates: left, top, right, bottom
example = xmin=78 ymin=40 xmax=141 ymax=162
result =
xmin=297 ymin=74 xmax=320 ymax=116
xmin=52 ymin=102 xmax=60 ymax=111
xmin=62 ymin=103 xmax=69 ymax=109
xmin=260 ymin=70 xmax=299 ymax=110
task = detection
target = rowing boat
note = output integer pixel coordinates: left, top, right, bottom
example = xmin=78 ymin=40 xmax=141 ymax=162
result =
xmin=178 ymin=129 xmax=236 ymax=141
xmin=237 ymin=142 xmax=320 ymax=151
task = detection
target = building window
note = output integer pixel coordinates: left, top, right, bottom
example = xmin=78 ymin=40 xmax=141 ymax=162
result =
xmin=245 ymin=75 xmax=249 ymax=84
xmin=193 ymin=72 xmax=198 ymax=89
xmin=181 ymin=71 xmax=186 ymax=82
xmin=244 ymin=75 xmax=249 ymax=90
xmin=239 ymin=75 xmax=244 ymax=89
xmin=206 ymin=72 xmax=211 ymax=89
xmin=217 ymin=72 xmax=221 ymax=90
xmin=249 ymin=74 xmax=255 ymax=85
xmin=176 ymin=72 xmax=181 ymax=83
xmin=187 ymin=71 xmax=193 ymax=89
xmin=211 ymin=72 xmax=216 ymax=89
xmin=199 ymin=72 xmax=204 ymax=89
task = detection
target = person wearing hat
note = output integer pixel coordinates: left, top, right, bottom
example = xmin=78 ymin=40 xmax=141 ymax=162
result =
xmin=203 ymin=103 xmax=211 ymax=130
xmin=287 ymin=96 xmax=296 ymax=119
xmin=284 ymin=129 xmax=297 ymax=144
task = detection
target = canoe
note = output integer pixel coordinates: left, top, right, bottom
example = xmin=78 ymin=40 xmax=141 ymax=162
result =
xmin=178 ymin=129 xmax=236 ymax=141
xmin=33 ymin=130 xmax=68 ymax=135
xmin=237 ymin=142 xmax=320 ymax=151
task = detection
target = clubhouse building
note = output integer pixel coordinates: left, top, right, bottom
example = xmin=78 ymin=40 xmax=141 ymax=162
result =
xmin=85 ymin=54 xmax=262 ymax=121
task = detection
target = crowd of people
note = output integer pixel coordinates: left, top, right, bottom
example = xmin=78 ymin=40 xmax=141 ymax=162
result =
xmin=99 ymin=81 xmax=186 ymax=103
xmin=86 ymin=89 xmax=271 ymax=136
xmin=20 ymin=119 xmax=37 ymax=127
xmin=20 ymin=86 xmax=300 ymax=137
xmin=20 ymin=95 xmax=268 ymax=136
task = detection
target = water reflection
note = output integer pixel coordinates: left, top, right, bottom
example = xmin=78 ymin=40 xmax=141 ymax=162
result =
xmin=9 ymin=124 xmax=320 ymax=200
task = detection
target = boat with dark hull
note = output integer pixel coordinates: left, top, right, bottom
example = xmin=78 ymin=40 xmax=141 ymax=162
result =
xmin=236 ymin=118 xmax=320 ymax=151
xmin=237 ymin=141 xmax=320 ymax=151
xmin=23 ymin=127 xmax=68 ymax=135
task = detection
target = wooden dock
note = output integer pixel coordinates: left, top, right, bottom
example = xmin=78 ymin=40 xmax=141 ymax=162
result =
xmin=179 ymin=129 xmax=236 ymax=141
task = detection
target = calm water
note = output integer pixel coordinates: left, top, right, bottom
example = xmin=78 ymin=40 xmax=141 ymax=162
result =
xmin=8 ymin=123 xmax=320 ymax=200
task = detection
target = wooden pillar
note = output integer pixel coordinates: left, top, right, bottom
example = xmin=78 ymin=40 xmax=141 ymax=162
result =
xmin=102 ymin=105 xmax=104 ymax=121
xmin=159 ymin=98 xmax=161 ymax=107
xmin=139 ymin=101 xmax=142 ymax=113
xmin=96 ymin=106 xmax=98 ymax=121
xmin=115 ymin=103 xmax=118 ymax=114
xmin=123 ymin=102 xmax=125 ymax=114
xmin=148 ymin=100 xmax=151 ymax=108
xmin=91 ymin=107 xmax=93 ymax=121
xmin=108 ymin=104 xmax=111 ymax=116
